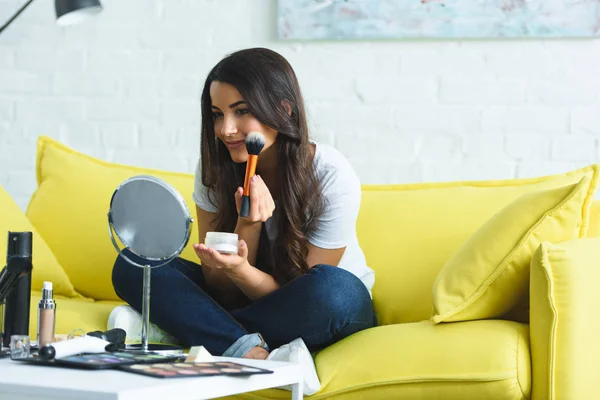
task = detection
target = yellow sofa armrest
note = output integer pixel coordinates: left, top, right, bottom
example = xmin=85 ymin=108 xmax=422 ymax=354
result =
xmin=530 ymin=238 xmax=600 ymax=400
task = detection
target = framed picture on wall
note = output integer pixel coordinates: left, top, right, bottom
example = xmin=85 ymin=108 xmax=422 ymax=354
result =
xmin=278 ymin=0 xmax=600 ymax=40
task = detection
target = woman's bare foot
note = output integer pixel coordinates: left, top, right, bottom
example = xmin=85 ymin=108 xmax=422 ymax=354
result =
xmin=243 ymin=346 xmax=269 ymax=360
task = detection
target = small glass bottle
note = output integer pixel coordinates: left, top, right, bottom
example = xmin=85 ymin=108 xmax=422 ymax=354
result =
xmin=37 ymin=281 xmax=56 ymax=348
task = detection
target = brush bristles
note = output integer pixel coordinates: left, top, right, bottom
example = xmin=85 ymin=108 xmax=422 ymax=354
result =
xmin=245 ymin=132 xmax=265 ymax=155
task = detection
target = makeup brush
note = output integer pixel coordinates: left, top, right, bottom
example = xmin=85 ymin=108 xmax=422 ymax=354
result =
xmin=240 ymin=132 xmax=265 ymax=217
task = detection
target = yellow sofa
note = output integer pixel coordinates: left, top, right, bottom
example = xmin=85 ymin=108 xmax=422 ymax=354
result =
xmin=3 ymin=136 xmax=600 ymax=400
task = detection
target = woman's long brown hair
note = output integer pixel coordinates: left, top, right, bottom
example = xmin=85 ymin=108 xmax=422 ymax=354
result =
xmin=199 ymin=48 xmax=324 ymax=284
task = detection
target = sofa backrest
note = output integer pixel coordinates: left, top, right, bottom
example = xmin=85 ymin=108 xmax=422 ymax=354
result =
xmin=356 ymin=181 xmax=599 ymax=327
xmin=588 ymin=200 xmax=600 ymax=238
xmin=27 ymin=137 xmax=600 ymax=327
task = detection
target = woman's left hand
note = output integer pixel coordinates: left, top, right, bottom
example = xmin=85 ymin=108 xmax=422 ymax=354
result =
xmin=193 ymin=240 xmax=249 ymax=272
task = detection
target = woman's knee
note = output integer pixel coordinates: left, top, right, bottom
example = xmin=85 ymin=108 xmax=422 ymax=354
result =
xmin=111 ymin=253 xmax=141 ymax=300
xmin=112 ymin=252 xmax=205 ymax=304
xmin=306 ymin=265 xmax=374 ymax=322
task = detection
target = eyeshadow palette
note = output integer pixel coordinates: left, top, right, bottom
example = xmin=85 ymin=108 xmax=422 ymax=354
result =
xmin=119 ymin=361 xmax=273 ymax=379
xmin=58 ymin=352 xmax=184 ymax=369
xmin=15 ymin=352 xmax=184 ymax=370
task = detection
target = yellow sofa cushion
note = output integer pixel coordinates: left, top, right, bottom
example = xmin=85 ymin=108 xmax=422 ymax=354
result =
xmin=224 ymin=319 xmax=530 ymax=400
xmin=26 ymin=136 xmax=200 ymax=301
xmin=530 ymin=239 xmax=600 ymax=400
xmin=587 ymin=200 xmax=600 ymax=238
xmin=358 ymin=164 xmax=599 ymax=326
xmin=431 ymin=176 xmax=594 ymax=324
xmin=0 ymin=184 xmax=80 ymax=298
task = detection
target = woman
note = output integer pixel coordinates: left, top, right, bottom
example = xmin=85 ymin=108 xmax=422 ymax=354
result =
xmin=110 ymin=47 xmax=376 ymax=395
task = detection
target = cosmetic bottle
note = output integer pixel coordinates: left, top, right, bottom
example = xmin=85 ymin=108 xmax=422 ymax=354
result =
xmin=37 ymin=281 xmax=56 ymax=348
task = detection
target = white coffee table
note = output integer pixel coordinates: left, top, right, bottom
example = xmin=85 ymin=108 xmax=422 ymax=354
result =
xmin=0 ymin=356 xmax=303 ymax=400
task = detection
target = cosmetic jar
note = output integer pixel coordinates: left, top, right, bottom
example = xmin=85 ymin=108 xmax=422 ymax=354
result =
xmin=10 ymin=335 xmax=30 ymax=359
xmin=205 ymin=232 xmax=239 ymax=254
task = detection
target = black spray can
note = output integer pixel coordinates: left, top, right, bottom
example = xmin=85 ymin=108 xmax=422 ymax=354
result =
xmin=2 ymin=232 xmax=33 ymax=348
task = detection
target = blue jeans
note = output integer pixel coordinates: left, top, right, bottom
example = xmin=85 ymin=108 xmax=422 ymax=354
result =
xmin=112 ymin=250 xmax=377 ymax=358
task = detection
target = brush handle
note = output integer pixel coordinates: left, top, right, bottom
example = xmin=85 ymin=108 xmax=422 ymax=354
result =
xmin=240 ymin=195 xmax=250 ymax=218
xmin=38 ymin=336 xmax=111 ymax=360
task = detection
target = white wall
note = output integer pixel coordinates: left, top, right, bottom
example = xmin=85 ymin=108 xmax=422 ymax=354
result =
xmin=1 ymin=0 xmax=600 ymax=210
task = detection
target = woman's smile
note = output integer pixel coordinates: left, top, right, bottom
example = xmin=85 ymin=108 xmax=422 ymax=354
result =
xmin=224 ymin=139 xmax=245 ymax=150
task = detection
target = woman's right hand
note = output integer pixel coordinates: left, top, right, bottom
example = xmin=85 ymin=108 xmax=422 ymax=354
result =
xmin=235 ymin=175 xmax=275 ymax=223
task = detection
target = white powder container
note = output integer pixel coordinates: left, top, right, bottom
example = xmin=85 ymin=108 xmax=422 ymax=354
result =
xmin=204 ymin=232 xmax=239 ymax=254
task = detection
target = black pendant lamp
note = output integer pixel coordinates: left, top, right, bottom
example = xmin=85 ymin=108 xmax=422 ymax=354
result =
xmin=55 ymin=0 xmax=103 ymax=26
xmin=0 ymin=0 xmax=103 ymax=35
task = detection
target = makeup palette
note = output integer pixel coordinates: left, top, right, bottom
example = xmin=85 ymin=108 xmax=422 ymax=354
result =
xmin=15 ymin=352 xmax=184 ymax=370
xmin=119 ymin=361 xmax=273 ymax=379
xmin=58 ymin=352 xmax=184 ymax=369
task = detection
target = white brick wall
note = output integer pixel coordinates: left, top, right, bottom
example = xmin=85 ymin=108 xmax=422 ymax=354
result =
xmin=1 ymin=0 xmax=600 ymax=210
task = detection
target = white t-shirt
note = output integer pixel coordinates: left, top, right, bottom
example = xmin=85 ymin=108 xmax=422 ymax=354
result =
xmin=193 ymin=142 xmax=375 ymax=295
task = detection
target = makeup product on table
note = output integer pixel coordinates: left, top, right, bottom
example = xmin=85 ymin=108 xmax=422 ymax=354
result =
xmin=87 ymin=328 xmax=126 ymax=346
xmin=184 ymin=345 xmax=214 ymax=363
xmin=38 ymin=335 xmax=113 ymax=360
xmin=9 ymin=334 xmax=30 ymax=359
xmin=60 ymin=352 xmax=183 ymax=369
xmin=1 ymin=232 xmax=33 ymax=348
xmin=204 ymin=232 xmax=238 ymax=254
xmin=37 ymin=281 xmax=56 ymax=348
xmin=119 ymin=361 xmax=273 ymax=379
xmin=240 ymin=132 xmax=265 ymax=217
xmin=16 ymin=351 xmax=183 ymax=370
